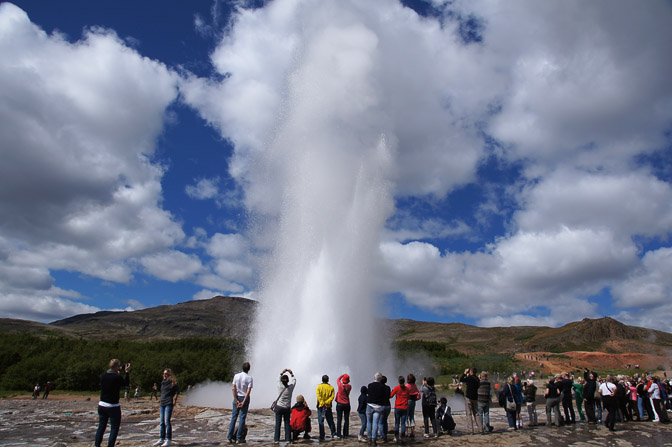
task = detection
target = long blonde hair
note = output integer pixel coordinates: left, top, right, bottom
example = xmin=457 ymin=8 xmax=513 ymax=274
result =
xmin=163 ymin=368 xmax=178 ymax=386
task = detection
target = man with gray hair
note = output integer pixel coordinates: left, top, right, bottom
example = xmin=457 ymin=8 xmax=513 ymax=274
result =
xmin=366 ymin=372 xmax=388 ymax=445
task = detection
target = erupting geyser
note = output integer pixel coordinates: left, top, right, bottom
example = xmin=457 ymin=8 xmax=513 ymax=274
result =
xmin=250 ymin=23 xmax=396 ymax=402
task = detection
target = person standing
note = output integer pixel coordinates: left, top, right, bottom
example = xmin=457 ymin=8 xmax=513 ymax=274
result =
xmin=390 ymin=376 xmax=410 ymax=442
xmin=95 ymin=359 xmax=130 ymax=447
xmin=42 ymin=381 xmax=52 ymax=400
xmin=647 ymin=376 xmax=671 ymax=423
xmin=366 ymin=372 xmax=388 ymax=445
xmin=420 ymin=377 xmax=438 ymax=438
xmin=381 ymin=376 xmax=392 ymax=440
xmin=273 ymin=369 xmax=296 ymax=443
xmin=228 ymin=362 xmax=253 ymax=444
xmin=477 ymin=372 xmax=494 ymax=433
xmin=32 ymin=383 xmax=40 ymax=399
xmin=335 ymin=373 xmax=352 ymax=438
xmin=572 ymin=377 xmax=585 ymax=421
xmin=544 ymin=376 xmax=562 ymax=427
xmin=357 ymin=386 xmax=368 ymax=442
xmin=523 ymin=380 xmax=538 ymax=426
xmin=583 ymin=369 xmax=598 ymax=423
xmin=501 ymin=376 xmax=521 ymax=430
xmin=316 ymin=375 xmax=336 ymax=440
xmin=459 ymin=368 xmax=482 ymax=434
xmin=155 ymin=368 xmax=180 ymax=447
xmin=405 ymin=374 xmax=420 ymax=438
xmin=560 ymin=373 xmax=575 ymax=424
xmin=151 ymin=383 xmax=159 ymax=401
xmin=599 ymin=375 xmax=618 ymax=431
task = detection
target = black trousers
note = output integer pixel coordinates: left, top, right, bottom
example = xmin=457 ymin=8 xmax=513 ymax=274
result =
xmin=602 ymin=396 xmax=617 ymax=430
xmin=562 ymin=393 xmax=575 ymax=423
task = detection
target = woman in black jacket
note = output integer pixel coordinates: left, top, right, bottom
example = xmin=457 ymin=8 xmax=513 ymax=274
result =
xmin=95 ymin=359 xmax=130 ymax=447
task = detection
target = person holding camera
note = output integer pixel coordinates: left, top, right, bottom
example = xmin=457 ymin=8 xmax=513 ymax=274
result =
xmin=95 ymin=359 xmax=130 ymax=447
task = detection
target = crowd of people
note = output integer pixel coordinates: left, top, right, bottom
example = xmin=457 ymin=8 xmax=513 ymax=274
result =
xmin=90 ymin=359 xmax=671 ymax=447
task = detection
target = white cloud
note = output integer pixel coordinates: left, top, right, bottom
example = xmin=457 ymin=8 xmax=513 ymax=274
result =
xmin=140 ymin=250 xmax=204 ymax=282
xmin=611 ymin=247 xmax=672 ymax=309
xmin=186 ymin=177 xmax=221 ymax=200
xmin=515 ymin=169 xmax=672 ymax=237
xmin=192 ymin=288 xmax=223 ymax=300
xmin=0 ymin=3 xmax=185 ymax=318
xmin=0 ymin=290 xmax=100 ymax=322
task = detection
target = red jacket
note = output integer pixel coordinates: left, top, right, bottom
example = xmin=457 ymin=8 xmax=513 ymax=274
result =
xmin=391 ymin=385 xmax=410 ymax=410
xmin=291 ymin=403 xmax=312 ymax=431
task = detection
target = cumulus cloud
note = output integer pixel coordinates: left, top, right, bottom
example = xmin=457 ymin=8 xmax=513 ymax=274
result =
xmin=178 ymin=0 xmax=672 ymax=331
xmin=0 ymin=3 xmax=182 ymax=320
xmin=140 ymin=250 xmax=204 ymax=282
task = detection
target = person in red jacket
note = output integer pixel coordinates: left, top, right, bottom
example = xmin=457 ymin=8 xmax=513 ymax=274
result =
xmin=390 ymin=376 xmax=410 ymax=442
xmin=290 ymin=395 xmax=312 ymax=441
xmin=336 ymin=373 xmax=352 ymax=438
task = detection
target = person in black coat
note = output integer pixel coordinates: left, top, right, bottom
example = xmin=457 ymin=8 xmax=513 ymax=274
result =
xmin=583 ymin=369 xmax=598 ymax=423
xmin=95 ymin=359 xmax=130 ymax=447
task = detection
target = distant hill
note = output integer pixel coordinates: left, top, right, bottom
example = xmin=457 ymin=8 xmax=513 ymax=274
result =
xmin=49 ymin=295 xmax=257 ymax=340
xmin=2 ymin=296 xmax=671 ymax=357
xmin=391 ymin=316 xmax=672 ymax=356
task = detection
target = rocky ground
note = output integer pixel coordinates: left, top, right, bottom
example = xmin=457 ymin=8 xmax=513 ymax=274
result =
xmin=0 ymin=395 xmax=670 ymax=447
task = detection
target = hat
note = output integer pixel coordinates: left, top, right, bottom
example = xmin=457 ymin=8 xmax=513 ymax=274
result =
xmin=296 ymin=395 xmax=304 ymax=403
xmin=342 ymin=374 xmax=350 ymax=384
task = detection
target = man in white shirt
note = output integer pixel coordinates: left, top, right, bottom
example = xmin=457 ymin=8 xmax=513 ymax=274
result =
xmin=228 ymin=362 xmax=253 ymax=443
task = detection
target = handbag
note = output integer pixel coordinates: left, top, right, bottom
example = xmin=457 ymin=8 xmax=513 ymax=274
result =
xmin=271 ymin=387 xmax=286 ymax=411
xmin=506 ymin=385 xmax=517 ymax=411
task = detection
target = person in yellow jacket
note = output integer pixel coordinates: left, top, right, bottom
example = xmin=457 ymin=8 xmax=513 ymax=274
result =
xmin=316 ymin=375 xmax=337 ymax=440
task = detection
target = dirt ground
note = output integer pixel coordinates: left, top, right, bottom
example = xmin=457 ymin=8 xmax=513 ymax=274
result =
xmin=514 ymin=351 xmax=671 ymax=376
xmin=1 ymin=395 xmax=671 ymax=447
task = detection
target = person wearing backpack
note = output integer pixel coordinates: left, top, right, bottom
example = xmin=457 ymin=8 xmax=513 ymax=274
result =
xmin=420 ymin=377 xmax=438 ymax=438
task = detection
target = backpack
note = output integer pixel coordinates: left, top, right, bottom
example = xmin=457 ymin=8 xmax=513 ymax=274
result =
xmin=657 ymin=381 xmax=668 ymax=400
xmin=425 ymin=387 xmax=437 ymax=406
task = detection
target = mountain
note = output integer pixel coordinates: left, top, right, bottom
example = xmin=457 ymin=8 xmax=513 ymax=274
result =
xmin=1 ymin=296 xmax=671 ymax=357
xmin=48 ymin=295 xmax=257 ymax=340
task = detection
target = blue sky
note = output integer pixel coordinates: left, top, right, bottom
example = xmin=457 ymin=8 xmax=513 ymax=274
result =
xmin=1 ymin=0 xmax=672 ymax=331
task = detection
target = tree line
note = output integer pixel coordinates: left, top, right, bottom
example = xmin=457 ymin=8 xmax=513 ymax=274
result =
xmin=0 ymin=334 xmax=244 ymax=393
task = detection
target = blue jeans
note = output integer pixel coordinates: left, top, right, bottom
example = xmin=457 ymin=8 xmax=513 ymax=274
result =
xmin=336 ymin=402 xmax=350 ymax=437
xmin=228 ymin=396 xmax=249 ymax=441
xmin=274 ymin=406 xmax=291 ymax=442
xmin=358 ymin=412 xmax=367 ymax=437
xmin=382 ymin=406 xmax=391 ymax=437
xmin=95 ymin=405 xmax=121 ymax=447
xmin=407 ymin=400 xmax=416 ymax=429
xmin=160 ymin=404 xmax=174 ymax=440
xmin=637 ymin=396 xmax=644 ymax=419
xmin=394 ymin=408 xmax=407 ymax=437
xmin=505 ymin=408 xmax=517 ymax=428
xmin=317 ymin=406 xmax=335 ymax=439
xmin=366 ymin=405 xmax=385 ymax=441
xmin=477 ymin=401 xmax=490 ymax=430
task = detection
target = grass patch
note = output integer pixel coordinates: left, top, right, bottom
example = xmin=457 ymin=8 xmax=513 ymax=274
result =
xmin=514 ymin=333 xmax=535 ymax=341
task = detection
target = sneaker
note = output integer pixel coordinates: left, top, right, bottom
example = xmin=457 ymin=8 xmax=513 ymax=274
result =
xmin=161 ymin=441 xmax=171 ymax=447
xmin=154 ymin=441 xmax=164 ymax=446
xmin=423 ymin=434 xmax=430 ymax=438
xmin=358 ymin=435 xmax=366 ymax=442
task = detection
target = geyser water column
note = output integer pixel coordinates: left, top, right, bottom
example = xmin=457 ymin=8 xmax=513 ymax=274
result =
xmin=250 ymin=22 xmax=396 ymax=402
